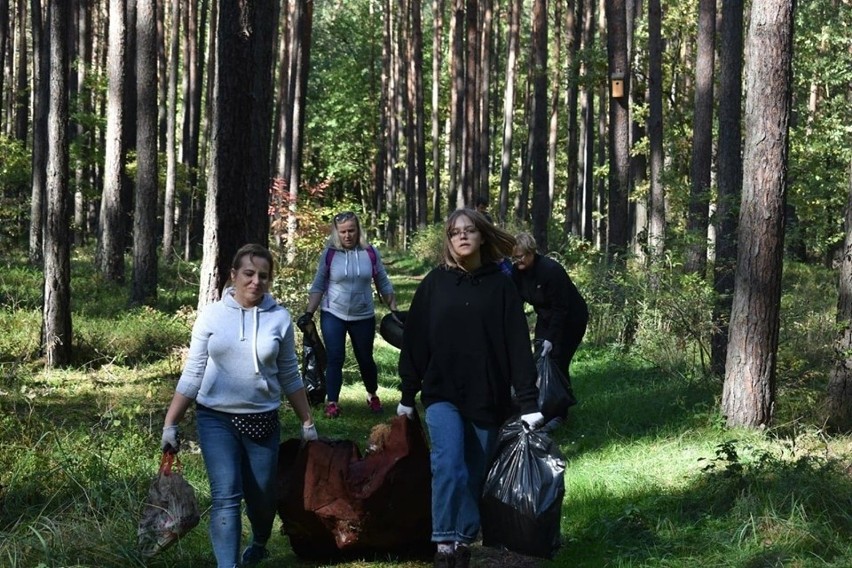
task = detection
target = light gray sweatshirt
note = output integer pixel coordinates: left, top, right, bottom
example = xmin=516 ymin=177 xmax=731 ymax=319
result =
xmin=308 ymin=246 xmax=394 ymax=321
xmin=175 ymin=287 xmax=303 ymax=414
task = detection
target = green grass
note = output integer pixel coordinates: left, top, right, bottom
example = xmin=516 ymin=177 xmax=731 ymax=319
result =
xmin=1 ymin=250 xmax=852 ymax=567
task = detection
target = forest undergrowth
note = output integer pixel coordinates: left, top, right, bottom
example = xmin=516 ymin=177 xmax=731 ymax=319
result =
xmin=1 ymin=246 xmax=851 ymax=567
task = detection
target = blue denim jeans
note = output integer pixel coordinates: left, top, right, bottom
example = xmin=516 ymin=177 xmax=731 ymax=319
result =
xmin=196 ymin=405 xmax=280 ymax=568
xmin=320 ymin=311 xmax=378 ymax=402
xmin=425 ymin=401 xmax=498 ymax=544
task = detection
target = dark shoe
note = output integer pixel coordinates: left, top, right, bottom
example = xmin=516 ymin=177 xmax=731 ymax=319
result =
xmin=241 ymin=544 xmax=269 ymax=566
xmin=433 ymin=550 xmax=455 ymax=568
xmin=454 ymin=545 xmax=471 ymax=568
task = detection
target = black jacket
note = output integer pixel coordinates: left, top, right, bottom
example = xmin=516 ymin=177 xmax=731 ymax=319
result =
xmin=511 ymin=253 xmax=588 ymax=353
xmin=399 ymin=263 xmax=539 ymax=425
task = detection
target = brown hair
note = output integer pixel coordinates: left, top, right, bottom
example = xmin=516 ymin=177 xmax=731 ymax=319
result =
xmin=441 ymin=208 xmax=516 ymax=268
xmin=231 ymin=243 xmax=274 ymax=274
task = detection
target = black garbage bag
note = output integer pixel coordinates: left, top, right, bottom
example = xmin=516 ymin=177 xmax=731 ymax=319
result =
xmin=297 ymin=317 xmax=327 ymax=407
xmin=481 ymin=417 xmax=565 ymax=559
xmin=379 ymin=311 xmax=407 ymax=350
xmin=535 ymin=348 xmax=577 ymax=421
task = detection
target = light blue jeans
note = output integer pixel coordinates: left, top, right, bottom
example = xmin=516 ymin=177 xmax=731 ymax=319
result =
xmin=320 ymin=311 xmax=378 ymax=402
xmin=425 ymin=401 xmax=498 ymax=544
xmin=196 ymin=405 xmax=280 ymax=568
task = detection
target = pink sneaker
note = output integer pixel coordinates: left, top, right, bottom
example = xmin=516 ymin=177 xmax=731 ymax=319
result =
xmin=367 ymin=395 xmax=383 ymax=413
xmin=324 ymin=402 xmax=341 ymax=418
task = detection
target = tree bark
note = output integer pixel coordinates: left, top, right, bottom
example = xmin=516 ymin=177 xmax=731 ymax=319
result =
xmin=200 ymin=0 xmax=277 ymax=306
xmin=43 ymin=0 xmax=72 ymax=367
xmin=162 ymin=0 xmax=179 ymax=260
xmin=431 ymin=0 xmax=444 ymax=223
xmin=498 ymin=0 xmax=521 ymax=224
xmin=530 ymin=0 xmax=549 ymax=250
xmin=685 ymin=0 xmax=716 ymax=274
xmin=13 ymin=0 xmax=27 ymax=144
xmin=0 ymin=0 xmax=8 ymax=134
xmin=827 ymin=159 xmax=852 ymax=431
xmin=711 ymin=0 xmax=744 ymax=375
xmin=605 ymin=0 xmax=629 ymax=259
xmin=29 ymin=0 xmax=47 ymax=264
xmin=132 ymin=0 xmax=159 ymax=306
xmin=722 ymin=0 xmax=794 ymax=428
xmin=647 ymin=0 xmax=664 ymax=267
xmin=97 ymin=0 xmax=127 ymax=283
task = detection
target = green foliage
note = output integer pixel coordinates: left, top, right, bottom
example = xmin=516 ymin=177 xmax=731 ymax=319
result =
xmin=0 ymin=136 xmax=32 ymax=249
xmin=787 ymin=0 xmax=852 ymax=262
xmin=304 ymin=2 xmax=384 ymax=194
xmin=407 ymin=222 xmax=445 ymax=267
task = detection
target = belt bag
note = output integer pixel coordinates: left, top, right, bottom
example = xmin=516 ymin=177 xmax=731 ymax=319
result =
xmin=232 ymin=409 xmax=279 ymax=441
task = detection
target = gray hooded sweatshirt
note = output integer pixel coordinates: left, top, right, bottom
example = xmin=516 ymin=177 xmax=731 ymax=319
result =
xmin=308 ymin=246 xmax=394 ymax=321
xmin=175 ymin=287 xmax=303 ymax=414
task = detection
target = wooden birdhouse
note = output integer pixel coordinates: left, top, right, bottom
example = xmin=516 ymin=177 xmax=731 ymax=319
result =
xmin=611 ymin=72 xmax=625 ymax=98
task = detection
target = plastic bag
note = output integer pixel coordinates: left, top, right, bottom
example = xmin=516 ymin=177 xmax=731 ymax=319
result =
xmin=379 ymin=310 xmax=406 ymax=349
xmin=137 ymin=452 xmax=201 ymax=558
xmin=297 ymin=317 xmax=327 ymax=406
xmin=481 ymin=417 xmax=565 ymax=559
xmin=536 ymin=349 xmax=577 ymax=421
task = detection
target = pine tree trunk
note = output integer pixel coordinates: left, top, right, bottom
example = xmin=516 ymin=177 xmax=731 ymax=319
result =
xmin=827 ymin=160 xmax=852 ymax=431
xmin=97 ymin=0 xmax=126 ymax=283
xmin=530 ymin=0 xmax=549 ymax=250
xmin=711 ymin=0 xmax=744 ymax=375
xmin=605 ymin=0 xmax=629 ymax=260
xmin=132 ymin=0 xmax=159 ymax=306
xmin=43 ymin=0 xmax=72 ymax=367
xmin=722 ymin=0 xmax=794 ymax=428
xmin=29 ymin=0 xmax=47 ymax=264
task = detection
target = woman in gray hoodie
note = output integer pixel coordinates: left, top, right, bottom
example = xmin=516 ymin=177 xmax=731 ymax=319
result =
xmin=161 ymin=244 xmax=317 ymax=568
xmin=302 ymin=211 xmax=397 ymax=419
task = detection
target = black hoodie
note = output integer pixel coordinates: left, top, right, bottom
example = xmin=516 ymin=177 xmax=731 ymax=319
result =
xmin=399 ymin=262 xmax=539 ymax=426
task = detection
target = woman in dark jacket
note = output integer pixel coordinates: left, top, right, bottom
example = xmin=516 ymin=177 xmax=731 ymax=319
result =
xmin=512 ymin=232 xmax=588 ymax=427
xmin=397 ymin=209 xmax=542 ymax=568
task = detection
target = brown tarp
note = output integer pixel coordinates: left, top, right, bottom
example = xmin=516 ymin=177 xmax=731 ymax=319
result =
xmin=277 ymin=414 xmax=432 ymax=560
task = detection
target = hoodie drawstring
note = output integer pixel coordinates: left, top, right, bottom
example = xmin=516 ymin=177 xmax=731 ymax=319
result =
xmin=238 ymin=307 xmax=261 ymax=375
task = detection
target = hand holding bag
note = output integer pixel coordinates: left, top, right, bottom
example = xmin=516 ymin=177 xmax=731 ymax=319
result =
xmin=138 ymin=452 xmax=201 ymax=557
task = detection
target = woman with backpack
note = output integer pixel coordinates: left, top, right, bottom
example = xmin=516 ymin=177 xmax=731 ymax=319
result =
xmin=301 ymin=211 xmax=397 ymax=418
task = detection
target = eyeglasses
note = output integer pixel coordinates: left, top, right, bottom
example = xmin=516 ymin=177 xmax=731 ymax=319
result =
xmin=511 ymin=254 xmax=525 ymax=263
xmin=448 ymin=227 xmax=478 ymax=239
xmin=334 ymin=211 xmax=355 ymax=223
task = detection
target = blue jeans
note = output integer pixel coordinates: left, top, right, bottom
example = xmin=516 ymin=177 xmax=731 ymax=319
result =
xmin=320 ymin=311 xmax=378 ymax=402
xmin=425 ymin=401 xmax=498 ymax=544
xmin=196 ymin=405 xmax=280 ymax=568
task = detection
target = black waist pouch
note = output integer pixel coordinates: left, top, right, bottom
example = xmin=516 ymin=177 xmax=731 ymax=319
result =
xmin=232 ymin=409 xmax=279 ymax=441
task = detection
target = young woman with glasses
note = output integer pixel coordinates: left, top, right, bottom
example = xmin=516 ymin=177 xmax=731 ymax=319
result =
xmin=302 ymin=211 xmax=397 ymax=418
xmin=396 ymin=209 xmax=543 ymax=568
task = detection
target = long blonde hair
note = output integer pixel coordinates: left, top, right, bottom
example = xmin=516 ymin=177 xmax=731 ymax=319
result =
xmin=326 ymin=211 xmax=370 ymax=249
xmin=441 ymin=209 xmax=515 ymax=268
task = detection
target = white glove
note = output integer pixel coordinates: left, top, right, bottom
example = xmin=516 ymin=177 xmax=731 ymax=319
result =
xmin=397 ymin=403 xmax=415 ymax=419
xmin=540 ymin=340 xmax=553 ymax=357
xmin=521 ymin=412 xmax=545 ymax=429
xmin=301 ymin=423 xmax=318 ymax=442
xmin=161 ymin=425 xmax=180 ymax=453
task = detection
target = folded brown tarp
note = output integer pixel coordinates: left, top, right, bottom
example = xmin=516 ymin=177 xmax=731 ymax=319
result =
xmin=277 ymin=414 xmax=432 ymax=561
